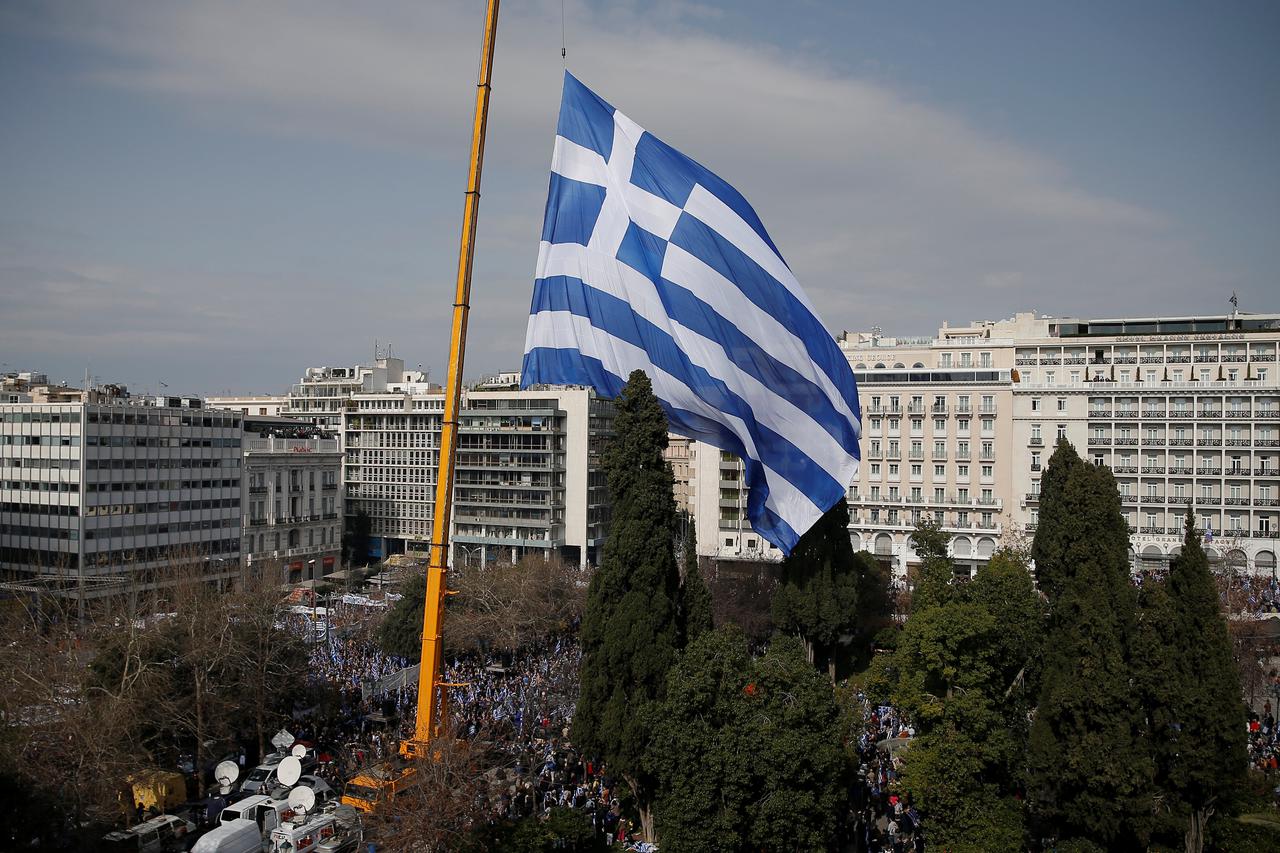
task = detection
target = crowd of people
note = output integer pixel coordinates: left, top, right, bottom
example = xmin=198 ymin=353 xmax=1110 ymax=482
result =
xmin=848 ymin=693 xmax=923 ymax=853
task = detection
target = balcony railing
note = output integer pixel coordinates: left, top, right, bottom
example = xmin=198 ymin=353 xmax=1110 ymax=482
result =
xmin=1199 ymin=438 xmax=1222 ymax=446
xmin=1090 ymin=409 xmax=1112 ymax=418
xmin=1169 ymin=438 xmax=1193 ymax=446
xmin=1225 ymin=410 xmax=1252 ymax=418
xmin=1112 ymin=466 xmax=1138 ymax=474
xmin=1029 ymin=436 xmax=1044 ymax=445
xmin=1141 ymin=495 xmax=1165 ymax=503
xmin=1196 ymin=467 xmax=1222 ymax=476
xmin=1141 ymin=466 xmax=1165 ymax=474
xmin=1115 ymin=438 xmax=1139 ymax=445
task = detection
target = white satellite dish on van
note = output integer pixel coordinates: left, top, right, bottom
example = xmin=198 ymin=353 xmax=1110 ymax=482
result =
xmin=291 ymin=744 xmax=307 ymax=759
xmin=288 ymin=785 xmax=316 ymax=816
xmin=271 ymin=729 xmax=295 ymax=750
xmin=277 ymin=755 xmax=302 ymax=788
xmin=214 ymin=760 xmax=239 ymax=795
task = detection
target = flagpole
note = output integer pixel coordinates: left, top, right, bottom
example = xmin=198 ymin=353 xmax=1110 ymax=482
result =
xmin=401 ymin=0 xmax=500 ymax=759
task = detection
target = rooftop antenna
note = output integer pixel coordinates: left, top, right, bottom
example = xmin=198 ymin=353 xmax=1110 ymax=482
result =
xmin=214 ymin=760 xmax=240 ymax=796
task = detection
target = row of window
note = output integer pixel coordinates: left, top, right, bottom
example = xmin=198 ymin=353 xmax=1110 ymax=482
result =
xmin=84 ymin=517 xmax=238 ymax=541
xmin=83 ymin=478 xmax=241 ymax=492
xmin=864 ymin=462 xmax=996 ymax=481
xmin=86 ymin=435 xmax=240 ymax=448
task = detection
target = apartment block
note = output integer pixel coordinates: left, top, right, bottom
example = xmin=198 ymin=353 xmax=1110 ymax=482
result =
xmin=0 ymin=397 xmax=243 ymax=598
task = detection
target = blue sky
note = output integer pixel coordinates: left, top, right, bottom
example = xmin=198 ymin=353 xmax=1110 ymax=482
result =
xmin=1 ymin=0 xmax=1276 ymax=395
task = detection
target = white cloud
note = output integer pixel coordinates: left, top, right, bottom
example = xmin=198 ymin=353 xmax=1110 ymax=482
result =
xmin=1 ymin=0 xmax=1229 ymax=390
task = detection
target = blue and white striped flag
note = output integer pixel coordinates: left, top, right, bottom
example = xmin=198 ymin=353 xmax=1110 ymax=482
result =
xmin=521 ymin=72 xmax=861 ymax=555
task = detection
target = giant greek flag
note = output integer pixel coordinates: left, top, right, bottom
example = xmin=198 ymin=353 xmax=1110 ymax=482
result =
xmin=521 ymin=72 xmax=861 ymax=555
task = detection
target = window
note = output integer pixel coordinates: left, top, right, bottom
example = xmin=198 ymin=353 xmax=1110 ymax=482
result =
xmin=1032 ymin=424 xmax=1042 ymax=440
xmin=934 ymin=418 xmax=946 ymax=432
xmin=888 ymin=464 xmax=899 ymax=476
xmin=1057 ymin=398 xmax=1067 ymax=412
xmin=1031 ymin=453 xmax=1041 ymax=472
xmin=980 ymin=351 xmax=992 ymax=367
xmin=870 ymin=463 xmax=880 ymax=476
xmin=961 ymin=352 xmax=972 ymax=367
xmin=934 ymin=488 xmax=945 ymax=502
xmin=1057 ymin=424 xmax=1067 ymax=440
xmin=981 ymin=417 xmax=994 ymax=435
xmin=940 ymin=353 xmax=952 ymax=367
xmin=1046 ymin=371 xmax=1056 ymax=385
xmin=981 ymin=465 xmax=993 ymax=479
xmin=933 ymin=465 xmax=945 ymax=478
xmin=1031 ymin=397 xmax=1041 ymax=411
xmin=911 ymin=464 xmax=922 ymax=476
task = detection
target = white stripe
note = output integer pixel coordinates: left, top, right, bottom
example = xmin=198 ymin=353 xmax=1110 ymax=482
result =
xmin=660 ymin=243 xmax=860 ymax=434
xmin=539 ymin=240 xmax=859 ymax=440
xmin=683 ymin=184 xmax=818 ymax=315
xmin=550 ymin=137 xmax=607 ymax=187
xmin=525 ymin=310 xmax=824 ymax=530
xmin=536 ymin=242 xmax=851 ymax=477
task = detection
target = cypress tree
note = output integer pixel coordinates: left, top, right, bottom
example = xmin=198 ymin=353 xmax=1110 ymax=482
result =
xmin=572 ymin=370 xmax=681 ymax=841
xmin=678 ymin=519 xmax=713 ymax=646
xmin=1027 ymin=457 xmax=1153 ymax=849
xmin=1030 ymin=438 xmax=1086 ymax=603
xmin=771 ymin=498 xmax=860 ymax=678
xmin=1165 ymin=511 xmax=1247 ymax=853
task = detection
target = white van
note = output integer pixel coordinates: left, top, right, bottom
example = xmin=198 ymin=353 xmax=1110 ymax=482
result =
xmin=218 ymin=794 xmax=287 ymax=838
xmin=190 ymin=819 xmax=261 ymax=853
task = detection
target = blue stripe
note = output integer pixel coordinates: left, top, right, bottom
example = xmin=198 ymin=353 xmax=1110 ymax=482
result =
xmin=534 ymin=272 xmax=858 ymax=454
xmin=541 ymin=174 xmax=607 ymax=246
xmin=669 ymin=213 xmax=861 ymax=420
xmin=630 ymin=131 xmax=783 ymax=262
xmin=558 ymin=72 xmax=615 ymax=161
xmin=521 ymin=346 xmax=805 ymax=553
xmin=527 ymin=277 xmax=845 ymax=505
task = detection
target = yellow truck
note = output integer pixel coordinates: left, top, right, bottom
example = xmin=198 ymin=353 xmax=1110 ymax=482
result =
xmin=124 ymin=770 xmax=188 ymax=816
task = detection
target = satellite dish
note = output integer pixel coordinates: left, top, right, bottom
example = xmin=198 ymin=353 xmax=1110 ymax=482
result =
xmin=288 ymin=786 xmax=316 ymax=816
xmin=271 ymin=729 xmax=295 ymax=750
xmin=291 ymin=744 xmax=307 ymax=759
xmin=215 ymin=760 xmax=240 ymax=794
xmin=277 ymin=756 xmax=302 ymax=788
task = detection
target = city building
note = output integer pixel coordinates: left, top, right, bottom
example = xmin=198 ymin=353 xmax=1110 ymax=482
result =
xmin=206 ymin=394 xmax=290 ymax=418
xmin=0 ymin=395 xmax=244 ymax=600
xmin=286 ymin=354 xmax=429 ymax=431
xmin=664 ymin=434 xmax=696 ymax=520
xmin=342 ymin=384 xmax=612 ymax=568
xmin=691 ymin=310 xmax=1279 ymax=581
xmin=240 ymin=416 xmax=344 ymax=584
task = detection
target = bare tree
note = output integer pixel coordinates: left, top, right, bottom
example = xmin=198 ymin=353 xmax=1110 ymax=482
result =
xmin=446 ymin=554 xmax=587 ymax=655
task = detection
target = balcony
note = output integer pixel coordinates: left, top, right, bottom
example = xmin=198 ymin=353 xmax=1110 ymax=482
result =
xmin=1025 ymin=492 xmax=1040 ymax=503
xmin=1225 ymin=410 xmax=1252 ymax=418
xmin=1169 ymin=411 xmax=1194 ymax=419
xmin=1169 ymin=496 xmax=1192 ymax=505
xmin=1064 ymin=356 xmax=1086 ymax=365
xmin=1169 ymin=438 xmax=1193 ymax=446
xmin=1224 ymin=497 xmax=1251 ymax=506
xmin=1196 ymin=467 xmax=1222 ymax=476
xmin=1222 ymin=354 xmax=1247 ymax=363
xmin=1141 ymin=495 xmax=1166 ymax=503
xmin=1142 ymin=409 xmax=1166 ymax=418
xmin=1256 ymin=499 xmax=1279 ymax=507
xmin=1251 ymin=353 xmax=1277 ymax=362
xmin=1112 ymin=466 xmax=1138 ymax=474
xmin=1255 ymin=530 xmax=1276 ymax=538
xmin=1225 ymin=439 xmax=1251 ymax=447
xmin=979 ymin=452 xmax=996 ymax=461
xmin=1167 ymin=355 xmax=1192 ymax=363
xmin=1029 ymin=436 xmax=1044 ymax=446
xmin=1115 ymin=438 xmax=1139 ymax=446
xmin=955 ymin=451 xmax=972 ymax=461
xmin=1199 ymin=496 xmax=1222 ymax=505
xmin=931 ymin=403 xmax=949 ymax=414
xmin=247 ymin=517 xmax=269 ymax=527
xmin=1255 ymin=468 xmax=1275 ymax=476
xmin=1257 ymin=439 xmax=1280 ymax=447
xmin=1140 ymin=356 xmax=1163 ymax=364
xmin=1088 ymin=436 xmax=1110 ymax=446
xmin=1168 ymin=467 xmax=1193 ymax=475
xmin=1090 ymin=357 xmax=1111 ymax=366
xmin=907 ymin=403 xmax=926 ymax=414
xmin=248 ymin=485 xmax=268 ymax=494
xmin=908 ymin=451 xmax=925 ymax=460
xmin=1198 ymin=438 xmax=1222 ymax=446
xmin=1024 ymin=523 xmax=1038 ymax=533
xmin=1090 ymin=409 xmax=1112 ymax=418
xmin=1140 ymin=526 xmax=1164 ymax=535
xmin=1198 ymin=410 xmax=1222 ymax=419
xmin=1141 ymin=466 xmax=1165 ymax=474
xmin=1142 ymin=437 xmax=1166 ymax=446
xmin=1040 ymin=358 xmax=1063 ymax=365
xmin=1115 ymin=356 xmax=1138 ymax=364
xmin=978 ymin=404 xmax=998 ymax=414
xmin=1194 ymin=355 xmax=1218 ymax=363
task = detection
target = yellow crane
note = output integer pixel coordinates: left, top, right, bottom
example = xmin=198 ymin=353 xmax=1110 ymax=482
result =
xmin=341 ymin=0 xmax=499 ymax=811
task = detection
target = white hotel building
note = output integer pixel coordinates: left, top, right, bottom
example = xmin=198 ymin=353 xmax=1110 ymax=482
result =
xmin=694 ymin=311 xmax=1279 ymax=579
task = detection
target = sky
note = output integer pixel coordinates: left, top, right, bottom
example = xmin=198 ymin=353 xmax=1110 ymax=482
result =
xmin=1 ymin=0 xmax=1277 ymax=396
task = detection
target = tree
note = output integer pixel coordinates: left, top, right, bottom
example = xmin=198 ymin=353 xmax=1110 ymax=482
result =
xmin=344 ymin=508 xmax=373 ymax=568
xmin=909 ymin=517 xmax=955 ymax=612
xmin=771 ymin=498 xmax=861 ymax=678
xmin=648 ymin=627 xmax=848 ymax=852
xmin=573 ymin=370 xmax=682 ymax=842
xmin=1026 ymin=456 xmax=1153 ymax=849
xmin=447 ymin=554 xmax=587 ymax=655
xmin=378 ymin=573 xmax=426 ymax=663
xmin=883 ymin=547 xmax=1045 ymax=850
xmin=1157 ymin=512 xmax=1247 ymax=853
xmin=677 ymin=519 xmax=713 ymax=646
xmin=1030 ymin=438 xmax=1086 ymax=603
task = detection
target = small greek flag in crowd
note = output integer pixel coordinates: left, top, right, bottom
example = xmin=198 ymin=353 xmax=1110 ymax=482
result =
xmin=521 ymin=72 xmax=861 ymax=555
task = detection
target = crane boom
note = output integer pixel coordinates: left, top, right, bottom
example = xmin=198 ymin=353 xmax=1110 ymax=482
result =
xmin=400 ymin=0 xmax=500 ymax=760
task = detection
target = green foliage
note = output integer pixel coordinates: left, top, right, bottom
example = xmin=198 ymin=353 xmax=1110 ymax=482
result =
xmin=884 ymin=547 xmax=1044 ymax=849
xmin=574 ymin=371 xmax=682 ymax=814
xmin=647 ymin=627 xmax=848 ymax=852
xmin=377 ymin=573 xmax=426 ymax=663
xmin=1139 ymin=512 xmax=1248 ymax=851
xmin=1027 ymin=455 xmax=1153 ymax=849
xmin=678 ymin=519 xmax=713 ymax=646
xmin=465 ymin=808 xmax=606 ymax=852
xmin=771 ymin=498 xmax=861 ymax=667
xmin=909 ymin=517 xmax=955 ymax=612
xmin=1031 ymin=438 xmax=1086 ymax=603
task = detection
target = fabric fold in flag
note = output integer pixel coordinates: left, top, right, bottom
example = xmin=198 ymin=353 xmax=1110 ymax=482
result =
xmin=521 ymin=71 xmax=861 ymax=556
